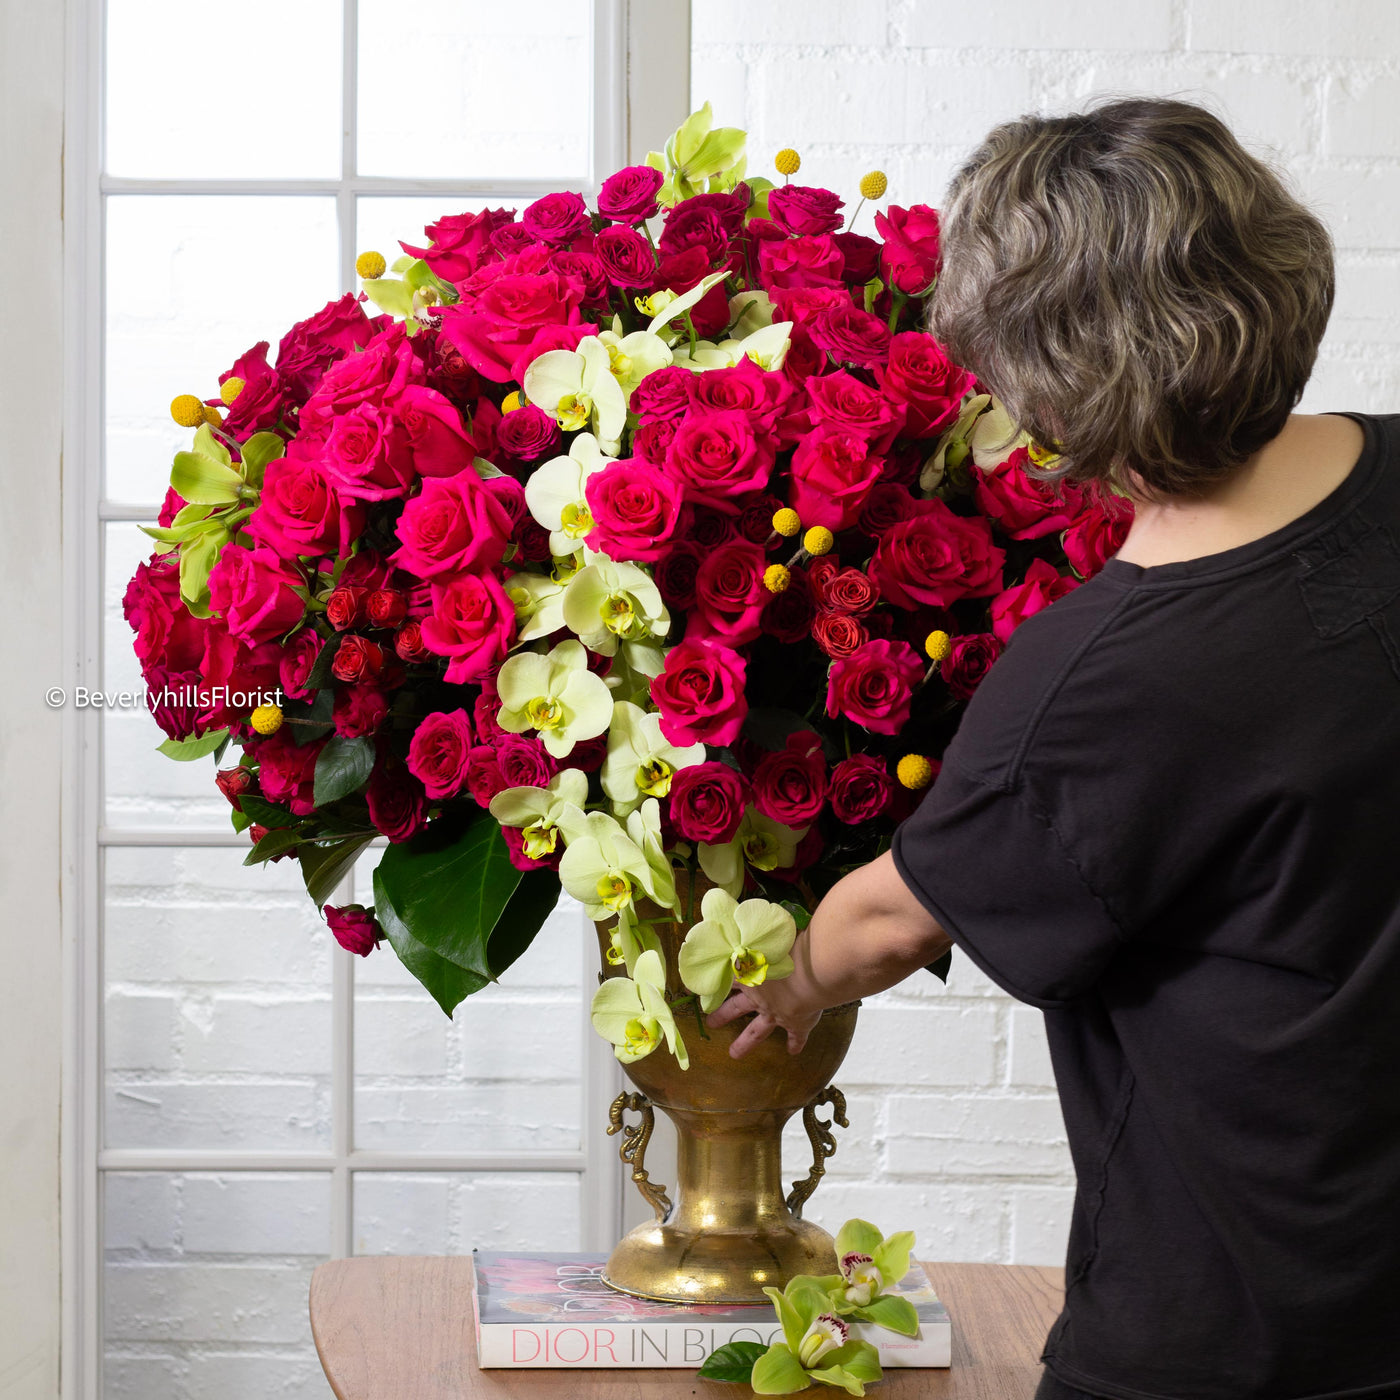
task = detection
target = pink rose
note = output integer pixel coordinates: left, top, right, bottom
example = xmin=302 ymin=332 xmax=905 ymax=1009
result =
xmin=215 ymin=342 xmax=284 ymax=436
xmin=279 ymin=628 xmax=323 ymax=702
xmin=759 ymin=235 xmax=846 ymax=291
xmin=324 ymin=904 xmax=382 ymax=957
xmin=123 ymin=552 xmax=207 ymax=672
xmin=825 ymin=639 xmax=922 ymax=735
xmin=752 ymin=731 xmax=828 ymax=827
xmin=875 ymin=204 xmax=943 ymax=295
xmin=828 ymin=753 xmax=894 ymax=824
xmin=990 ymin=559 xmax=1080 ymax=643
xmin=254 ymin=729 xmax=324 ymax=815
xmin=248 ymin=450 xmax=365 ymax=559
xmin=941 ymin=633 xmax=1003 ymax=700
xmin=440 ymin=272 xmax=585 ymax=382
xmin=400 ymin=207 xmax=518 ymax=282
xmin=473 ymin=687 xmax=506 ymax=742
xmin=420 ymin=572 xmax=515 ymax=684
xmin=495 ymin=733 xmax=559 ymax=790
xmin=522 ymin=191 xmax=592 ymax=247
xmin=367 ymin=761 xmax=427 ymax=843
xmin=495 ymin=403 xmax=561 ymax=463
xmin=688 ymin=357 xmax=795 ymax=433
xmin=807 ymin=371 xmax=905 ymax=454
xmin=789 ymin=429 xmax=884 ymax=532
xmin=869 ymin=498 xmax=1006 ymax=609
xmin=392 ymin=472 xmax=514 ymax=579
xmin=975 ymin=447 xmax=1087 ymax=540
xmin=633 ymin=419 xmax=679 ymax=465
xmin=632 ymin=365 xmax=695 ymax=421
xmin=597 ymin=165 xmax=665 ymax=224
xmin=275 ymin=294 xmax=373 ymax=403
xmin=320 ymin=402 xmax=414 ymax=501
xmin=664 ymin=410 xmax=775 ymax=510
xmin=768 ymin=185 xmax=845 ymax=238
xmin=407 ymin=709 xmax=475 ymax=799
xmin=690 ymin=540 xmax=768 ymax=646
xmin=1063 ymin=496 xmax=1134 ymax=578
xmin=807 ymin=303 xmax=892 ymax=369
xmin=207 ymin=545 xmax=306 ymax=647
xmin=668 ymin=762 xmax=750 ymax=844
xmin=506 ymin=322 xmax=599 ymax=388
xmin=650 ymin=638 xmax=749 ymax=747
xmin=333 ymin=685 xmax=389 ymax=738
xmin=584 ymin=459 xmax=684 ymax=563
xmin=394 ymin=385 xmax=477 ymax=478
xmin=594 ymin=225 xmax=656 ymax=287
xmin=877 ymin=332 xmax=975 ymax=439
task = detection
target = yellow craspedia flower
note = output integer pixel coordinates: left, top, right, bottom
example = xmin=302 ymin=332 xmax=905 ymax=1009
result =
xmin=170 ymin=394 xmax=206 ymax=428
xmin=803 ymin=526 xmax=834 ymax=556
xmin=356 ymin=250 xmax=387 ymax=280
xmin=859 ymin=170 xmax=888 ymax=200
xmin=763 ymin=564 xmax=791 ymax=594
xmin=501 ymin=390 xmax=527 ymax=413
xmin=896 ymin=754 xmax=934 ymax=790
xmin=774 ymin=148 xmax=801 ymax=176
xmin=771 ymin=507 xmax=801 ymax=538
xmin=220 ymin=376 xmax=245 ymax=405
xmin=924 ymin=629 xmax=952 ymax=663
xmin=202 ymin=405 xmax=224 ymax=427
xmin=250 ymin=704 xmax=284 ymax=736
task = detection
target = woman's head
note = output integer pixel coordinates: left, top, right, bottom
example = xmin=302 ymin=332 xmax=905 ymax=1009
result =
xmin=930 ymin=96 xmax=1334 ymax=497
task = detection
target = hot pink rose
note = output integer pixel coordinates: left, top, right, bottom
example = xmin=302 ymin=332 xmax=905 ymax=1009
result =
xmin=668 ymin=761 xmax=750 ymax=844
xmin=752 ymin=731 xmax=828 ymax=827
xmin=419 ymin=572 xmax=515 ymax=685
xmin=789 ymin=429 xmax=884 ymax=532
xmin=254 ymin=729 xmax=324 ymax=815
xmin=687 ymin=357 xmax=795 ymax=433
xmin=759 ymin=234 xmax=846 ymax=291
xmin=400 ymin=207 xmax=517 ymax=282
xmin=825 ymin=638 xmax=922 ymax=735
xmin=393 ymin=385 xmax=477 ymax=478
xmin=768 ymin=185 xmax=845 ymax=238
xmin=506 ymin=322 xmax=599 ymax=387
xmin=407 ymin=708 xmax=475 ymax=799
xmin=298 ymin=327 xmax=423 ymax=444
xmin=593 ymin=224 xmax=656 ymax=287
xmin=279 ymin=628 xmax=323 ymax=702
xmin=440 ymin=272 xmax=585 ymax=382
xmin=834 ymin=231 xmax=881 ymax=284
xmin=249 ymin=450 xmax=364 ymax=559
xmin=320 ymin=401 xmax=414 ymax=501
xmin=324 ymin=904 xmax=382 ymax=957
xmin=875 ymin=204 xmax=943 ymax=295
xmin=807 ymin=371 xmax=905 ymax=454
xmin=123 ymin=552 xmax=207 ymax=672
xmin=392 ymin=471 xmax=514 ymax=579
xmin=367 ymin=761 xmax=427 ymax=843
xmin=869 ymin=498 xmax=1005 ymax=609
xmin=807 ymin=303 xmax=892 ymax=369
xmin=877 ymin=332 xmax=975 ymax=439
xmin=632 ymin=365 xmax=695 ymax=421
xmin=597 ymin=165 xmax=665 ymax=224
xmin=690 ymin=540 xmax=767 ymax=646
xmin=990 ymin=559 xmax=1080 ymax=643
xmin=275 ymin=294 xmax=374 ymax=403
xmin=769 ymin=285 xmax=853 ymax=328
xmin=828 ymin=753 xmax=894 ymax=824
xmin=858 ymin=481 xmax=920 ymax=537
xmin=1063 ymin=496 xmax=1134 ymax=578
xmin=207 ymin=545 xmax=306 ymax=647
xmin=198 ymin=625 xmax=282 ymax=731
xmin=333 ymin=685 xmax=389 ymax=738
xmin=465 ymin=745 xmax=507 ymax=807
xmin=650 ymin=638 xmax=749 ymax=747
xmin=941 ymin=632 xmax=1003 ymax=700
xmin=522 ymin=191 xmax=592 ymax=247
xmin=664 ymin=410 xmax=775 ymax=510
xmin=494 ymin=733 xmax=559 ymax=790
xmin=215 ymin=342 xmax=284 ymax=436
xmin=654 ymin=540 xmax=706 ymax=611
xmin=975 ymin=447 xmax=1087 ymax=540
xmin=584 ymin=459 xmax=684 ymax=563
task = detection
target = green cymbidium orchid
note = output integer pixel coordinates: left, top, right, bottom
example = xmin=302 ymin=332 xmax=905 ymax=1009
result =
xmin=523 ymin=432 xmax=613 ymax=557
xmin=677 ymin=887 xmax=797 ymax=1014
xmin=601 ymin=701 xmax=705 ymax=817
xmin=562 ymin=560 xmax=671 ymax=656
xmin=495 ymin=639 xmax=613 ymax=759
xmin=557 ymin=808 xmax=663 ymax=920
xmin=487 ymin=769 xmax=589 ymax=863
xmin=751 ymin=1280 xmax=883 ymax=1396
xmin=698 ymin=808 xmax=808 ymax=897
xmin=645 ymin=102 xmax=749 ymax=206
xmin=590 ymin=948 xmax=689 ymax=1069
xmin=785 ymin=1220 xmax=919 ymax=1338
xmin=522 ymin=336 xmax=627 ymax=452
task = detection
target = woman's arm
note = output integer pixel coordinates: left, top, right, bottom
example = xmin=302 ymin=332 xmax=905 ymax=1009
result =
xmin=707 ymin=850 xmax=953 ymax=1058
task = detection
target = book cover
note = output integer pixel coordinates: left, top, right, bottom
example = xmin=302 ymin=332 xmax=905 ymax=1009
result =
xmin=472 ymin=1251 xmax=951 ymax=1370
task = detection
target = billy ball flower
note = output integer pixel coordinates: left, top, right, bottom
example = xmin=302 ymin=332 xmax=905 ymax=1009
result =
xmin=771 ymin=507 xmax=801 ymax=538
xmin=775 ymin=147 xmax=801 ymax=176
xmin=859 ymin=170 xmax=888 ymax=200
xmin=202 ymin=404 xmax=224 ymax=426
xmin=250 ymin=703 xmax=284 ymax=735
xmin=220 ymin=376 xmax=246 ymax=405
xmin=804 ymin=526 xmax=834 ymax=556
xmin=896 ymin=754 xmax=933 ymax=790
xmin=355 ymin=250 xmax=387 ymax=279
xmin=924 ymin=630 xmax=952 ymax=663
xmin=763 ymin=564 xmax=791 ymax=594
xmin=170 ymin=394 xmax=206 ymax=427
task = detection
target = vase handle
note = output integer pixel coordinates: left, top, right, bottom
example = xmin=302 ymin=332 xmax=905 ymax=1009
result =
xmin=785 ymin=1085 xmax=849 ymax=1219
xmin=607 ymin=1090 xmax=673 ymax=1222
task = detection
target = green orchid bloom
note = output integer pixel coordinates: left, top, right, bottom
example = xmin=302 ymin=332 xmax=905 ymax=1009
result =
xmin=557 ymin=808 xmax=663 ymax=920
xmin=503 ymin=570 xmax=566 ymax=643
xmin=590 ymin=948 xmax=689 ymax=1069
xmin=562 ymin=560 xmax=671 ymax=656
xmin=487 ymin=769 xmax=589 ymax=862
xmin=495 ymin=639 xmax=614 ymax=760
xmin=698 ymin=808 xmax=808 ymax=897
xmin=646 ymin=102 xmax=749 ymax=206
xmin=522 ymin=337 xmax=627 ymax=452
xmin=523 ymin=432 xmax=614 ymax=557
xmin=785 ymin=1220 xmax=919 ymax=1338
xmin=678 ymin=887 xmax=797 ymax=1014
xmin=751 ymin=1280 xmax=882 ymax=1396
xmin=601 ymin=701 xmax=705 ymax=817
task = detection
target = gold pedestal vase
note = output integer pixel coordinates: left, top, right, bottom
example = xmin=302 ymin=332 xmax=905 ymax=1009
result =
xmin=594 ymin=884 xmax=858 ymax=1305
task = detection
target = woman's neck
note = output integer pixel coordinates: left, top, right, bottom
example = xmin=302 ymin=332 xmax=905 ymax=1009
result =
xmin=1114 ymin=413 xmax=1367 ymax=568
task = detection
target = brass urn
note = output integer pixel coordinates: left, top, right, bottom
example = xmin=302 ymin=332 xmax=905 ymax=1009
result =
xmin=594 ymin=875 xmax=857 ymax=1304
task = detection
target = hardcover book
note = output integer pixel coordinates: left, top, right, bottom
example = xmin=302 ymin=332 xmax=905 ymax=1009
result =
xmin=472 ymin=1251 xmax=951 ymax=1369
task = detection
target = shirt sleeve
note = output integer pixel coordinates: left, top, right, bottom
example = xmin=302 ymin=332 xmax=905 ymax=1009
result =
xmin=891 ymin=757 xmax=1126 ymax=1010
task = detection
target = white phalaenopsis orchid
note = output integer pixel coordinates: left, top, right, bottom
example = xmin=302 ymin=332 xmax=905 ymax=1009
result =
xmin=503 ymin=570 xmax=566 ymax=643
xmin=523 ymin=335 xmax=627 ymax=453
xmin=672 ymin=319 xmax=792 ymax=373
xmin=601 ymin=701 xmax=705 ymax=817
xmin=698 ymin=808 xmax=808 ymax=897
xmin=624 ymin=797 xmax=678 ymax=914
xmin=590 ymin=948 xmax=688 ymax=1069
xmin=640 ymin=269 xmax=729 ymax=343
xmin=556 ymin=808 xmax=664 ymax=920
xmin=495 ymin=639 xmax=613 ymax=759
xmin=487 ymin=769 xmax=589 ymax=863
xmin=597 ymin=321 xmax=674 ymax=399
xmin=677 ymin=887 xmax=797 ymax=1014
xmin=523 ymin=432 xmax=613 ymax=557
xmin=562 ymin=559 xmax=671 ymax=656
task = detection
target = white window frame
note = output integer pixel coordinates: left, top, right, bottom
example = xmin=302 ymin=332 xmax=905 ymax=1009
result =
xmin=61 ymin=3 xmax=691 ymax=1394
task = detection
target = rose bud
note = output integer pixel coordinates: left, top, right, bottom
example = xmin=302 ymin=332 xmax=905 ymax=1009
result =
xmin=394 ymin=618 xmax=431 ymax=663
xmin=215 ymin=766 xmax=253 ymax=810
xmin=326 ymin=585 xmax=369 ymax=631
xmin=366 ymin=588 xmax=408 ymax=629
xmin=331 ymin=634 xmax=385 ymax=683
xmin=248 ymin=824 xmax=297 ymax=862
xmin=323 ymin=904 xmax=383 ymax=957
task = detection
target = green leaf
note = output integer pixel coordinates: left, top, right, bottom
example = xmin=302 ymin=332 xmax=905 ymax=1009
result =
xmin=780 ymin=900 xmax=812 ymax=932
xmin=238 ymin=430 xmax=285 ymax=489
xmin=230 ymin=806 xmax=254 ymax=834
xmin=855 ymin=1293 xmax=918 ymax=1338
xmin=312 ymin=735 xmax=377 ymax=806
xmin=170 ymin=450 xmax=244 ymax=505
xmin=304 ymin=632 xmax=344 ymax=691
xmin=300 ymin=832 xmax=375 ymax=908
xmin=293 ymin=687 xmax=336 ymax=745
xmin=697 ymin=1340 xmax=767 ymax=1383
xmin=156 ymin=728 xmax=230 ymax=762
xmin=750 ymin=1344 xmax=810 ymax=1396
xmin=244 ymin=825 xmax=304 ymax=865
xmin=377 ymin=909 xmax=490 ymax=1018
xmin=471 ymin=456 xmax=505 ymax=480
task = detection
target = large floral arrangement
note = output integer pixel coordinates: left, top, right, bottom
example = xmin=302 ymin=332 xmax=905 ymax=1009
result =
xmin=125 ymin=106 xmax=1130 ymax=1065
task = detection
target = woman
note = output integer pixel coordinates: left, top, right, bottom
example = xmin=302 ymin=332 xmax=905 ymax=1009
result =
xmin=713 ymin=97 xmax=1400 ymax=1400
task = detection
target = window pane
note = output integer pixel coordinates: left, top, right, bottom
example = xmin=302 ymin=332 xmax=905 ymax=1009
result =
xmin=355 ymin=195 xmax=508 ymax=273
xmin=105 ymin=195 xmax=339 ymax=506
xmin=356 ymin=0 xmax=591 ymax=181
xmin=106 ymin=0 xmax=342 ymax=178
xmin=105 ymin=846 xmax=332 ymax=1149
xmin=354 ymin=854 xmax=588 ymax=1152
xmin=354 ymin=1172 xmax=581 ymax=1254
xmin=104 ymin=1172 xmax=333 ymax=1400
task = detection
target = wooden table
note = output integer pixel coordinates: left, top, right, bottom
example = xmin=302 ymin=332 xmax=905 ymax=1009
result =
xmin=311 ymin=1256 xmax=1064 ymax=1399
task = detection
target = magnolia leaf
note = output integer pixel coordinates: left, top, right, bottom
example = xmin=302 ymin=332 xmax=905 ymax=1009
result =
xmin=236 ymin=793 xmax=298 ymax=828
xmin=750 ymin=1344 xmax=810 ymax=1396
xmin=171 ymin=450 xmax=244 ymax=505
xmin=303 ymin=632 xmax=344 ymax=691
xmin=230 ymin=806 xmax=254 ymax=834
xmin=293 ymin=687 xmax=336 ymax=745
xmin=472 ymin=456 xmax=505 ymax=480
xmin=312 ymin=735 xmax=376 ymax=806
xmin=300 ymin=832 xmax=375 ymax=908
xmin=156 ymin=728 xmax=229 ymax=762
xmin=696 ymin=1340 xmax=767 ymax=1383
xmin=379 ymin=912 xmax=490 ymax=1019
xmin=780 ymin=900 xmax=812 ymax=932
xmin=856 ymin=1292 xmax=919 ymax=1338
xmin=244 ymin=825 xmax=304 ymax=865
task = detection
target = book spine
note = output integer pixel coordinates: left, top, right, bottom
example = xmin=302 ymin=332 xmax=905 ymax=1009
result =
xmin=477 ymin=1320 xmax=951 ymax=1369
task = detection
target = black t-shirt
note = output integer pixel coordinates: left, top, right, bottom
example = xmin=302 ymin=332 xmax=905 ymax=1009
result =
xmin=893 ymin=411 xmax=1400 ymax=1400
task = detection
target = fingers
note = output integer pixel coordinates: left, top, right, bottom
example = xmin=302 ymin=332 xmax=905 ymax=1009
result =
xmin=706 ymin=989 xmax=758 ymax=1029
xmin=785 ymin=1022 xmax=810 ymax=1056
xmin=728 ymin=1011 xmax=778 ymax=1060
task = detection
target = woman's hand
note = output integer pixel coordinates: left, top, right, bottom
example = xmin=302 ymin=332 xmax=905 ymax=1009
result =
xmin=706 ymin=959 xmax=827 ymax=1058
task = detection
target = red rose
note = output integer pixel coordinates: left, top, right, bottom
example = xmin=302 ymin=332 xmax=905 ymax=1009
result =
xmin=324 ymin=904 xmax=382 ymax=957
xmin=761 ymin=567 xmax=816 ymax=643
xmin=684 ymin=505 xmax=739 ymax=549
xmin=768 ymin=185 xmax=845 ymax=238
xmin=877 ymin=332 xmax=975 ymax=440
xmin=1063 ymin=496 xmax=1134 ymax=578
xmin=858 ymin=481 xmax=920 ymax=537
xmin=214 ymin=342 xmax=284 ymax=436
xmin=465 ymin=745 xmax=507 ymax=807
xmin=400 ymin=207 xmax=517 ymax=282
xmin=331 ymin=635 xmax=385 ymax=684
xmin=833 ymin=232 xmax=881 ymax=284
xmin=759 ymin=235 xmax=845 ymax=291
xmin=814 ymin=567 xmax=879 ymax=616
xmin=473 ymin=688 xmax=506 ymax=742
xmin=597 ymin=165 xmax=665 ymax=224
xmin=669 ymin=761 xmax=751 ymax=844
xmin=990 ymin=559 xmax=1080 ymax=643
xmin=333 ymin=685 xmax=388 ymax=738
xmin=493 ymin=406 xmax=559 ymax=467
xmin=327 ymin=586 xmax=369 ymax=631
xmin=522 ymin=191 xmax=591 ymax=247
xmin=812 ymin=611 xmax=869 ymax=659
xmin=825 ymin=638 xmax=922 ymax=735
xmin=631 ymin=365 xmax=695 ymax=421
xmin=367 ymin=589 xmax=408 ymax=629
xmin=869 ymin=498 xmax=1005 ymax=609
xmin=123 ymin=552 xmax=207 ymax=672
xmin=393 ymin=620 xmax=429 ymax=663
xmin=974 ymin=447 xmax=1087 ymax=540
xmin=769 ymin=285 xmax=853 ymax=327
xmin=215 ymin=766 xmax=252 ymax=810
xmin=495 ymin=733 xmax=560 ymax=789
xmin=419 ymin=572 xmax=515 ymax=684
xmin=278 ymin=628 xmax=322 ymax=702
xmin=249 ymin=823 xmax=296 ymax=861
xmin=207 ymin=545 xmax=306 ymax=647
xmin=254 ymin=729 xmax=324 ymax=815
xmin=875 ymin=204 xmax=943 ymax=295
xmin=392 ymin=471 xmax=514 ymax=579
xmin=650 ymin=638 xmax=749 ymax=747
xmin=807 ymin=303 xmax=892 ymax=369
xmin=806 ymin=370 xmax=905 ymax=454
xmin=828 ymin=753 xmax=893 ymax=824
xmin=752 ymin=731 xmax=828 ymax=827
xmin=367 ymin=761 xmax=427 ymax=843
xmin=406 ymin=709 xmax=475 ymax=799
xmin=275 ymin=293 xmax=374 ymax=403
xmin=789 ymin=429 xmax=883 ymax=532
xmin=690 ymin=540 xmax=768 ymax=646
xmin=337 ymin=548 xmax=400 ymax=594
xmin=941 ymin=632 xmax=1003 ymax=700
xmin=664 ymin=410 xmax=775 ymax=510
xmin=321 ymin=402 xmax=414 ymax=501
xmin=249 ymin=451 xmax=364 ymax=560
xmin=439 ymin=272 xmax=585 ymax=383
